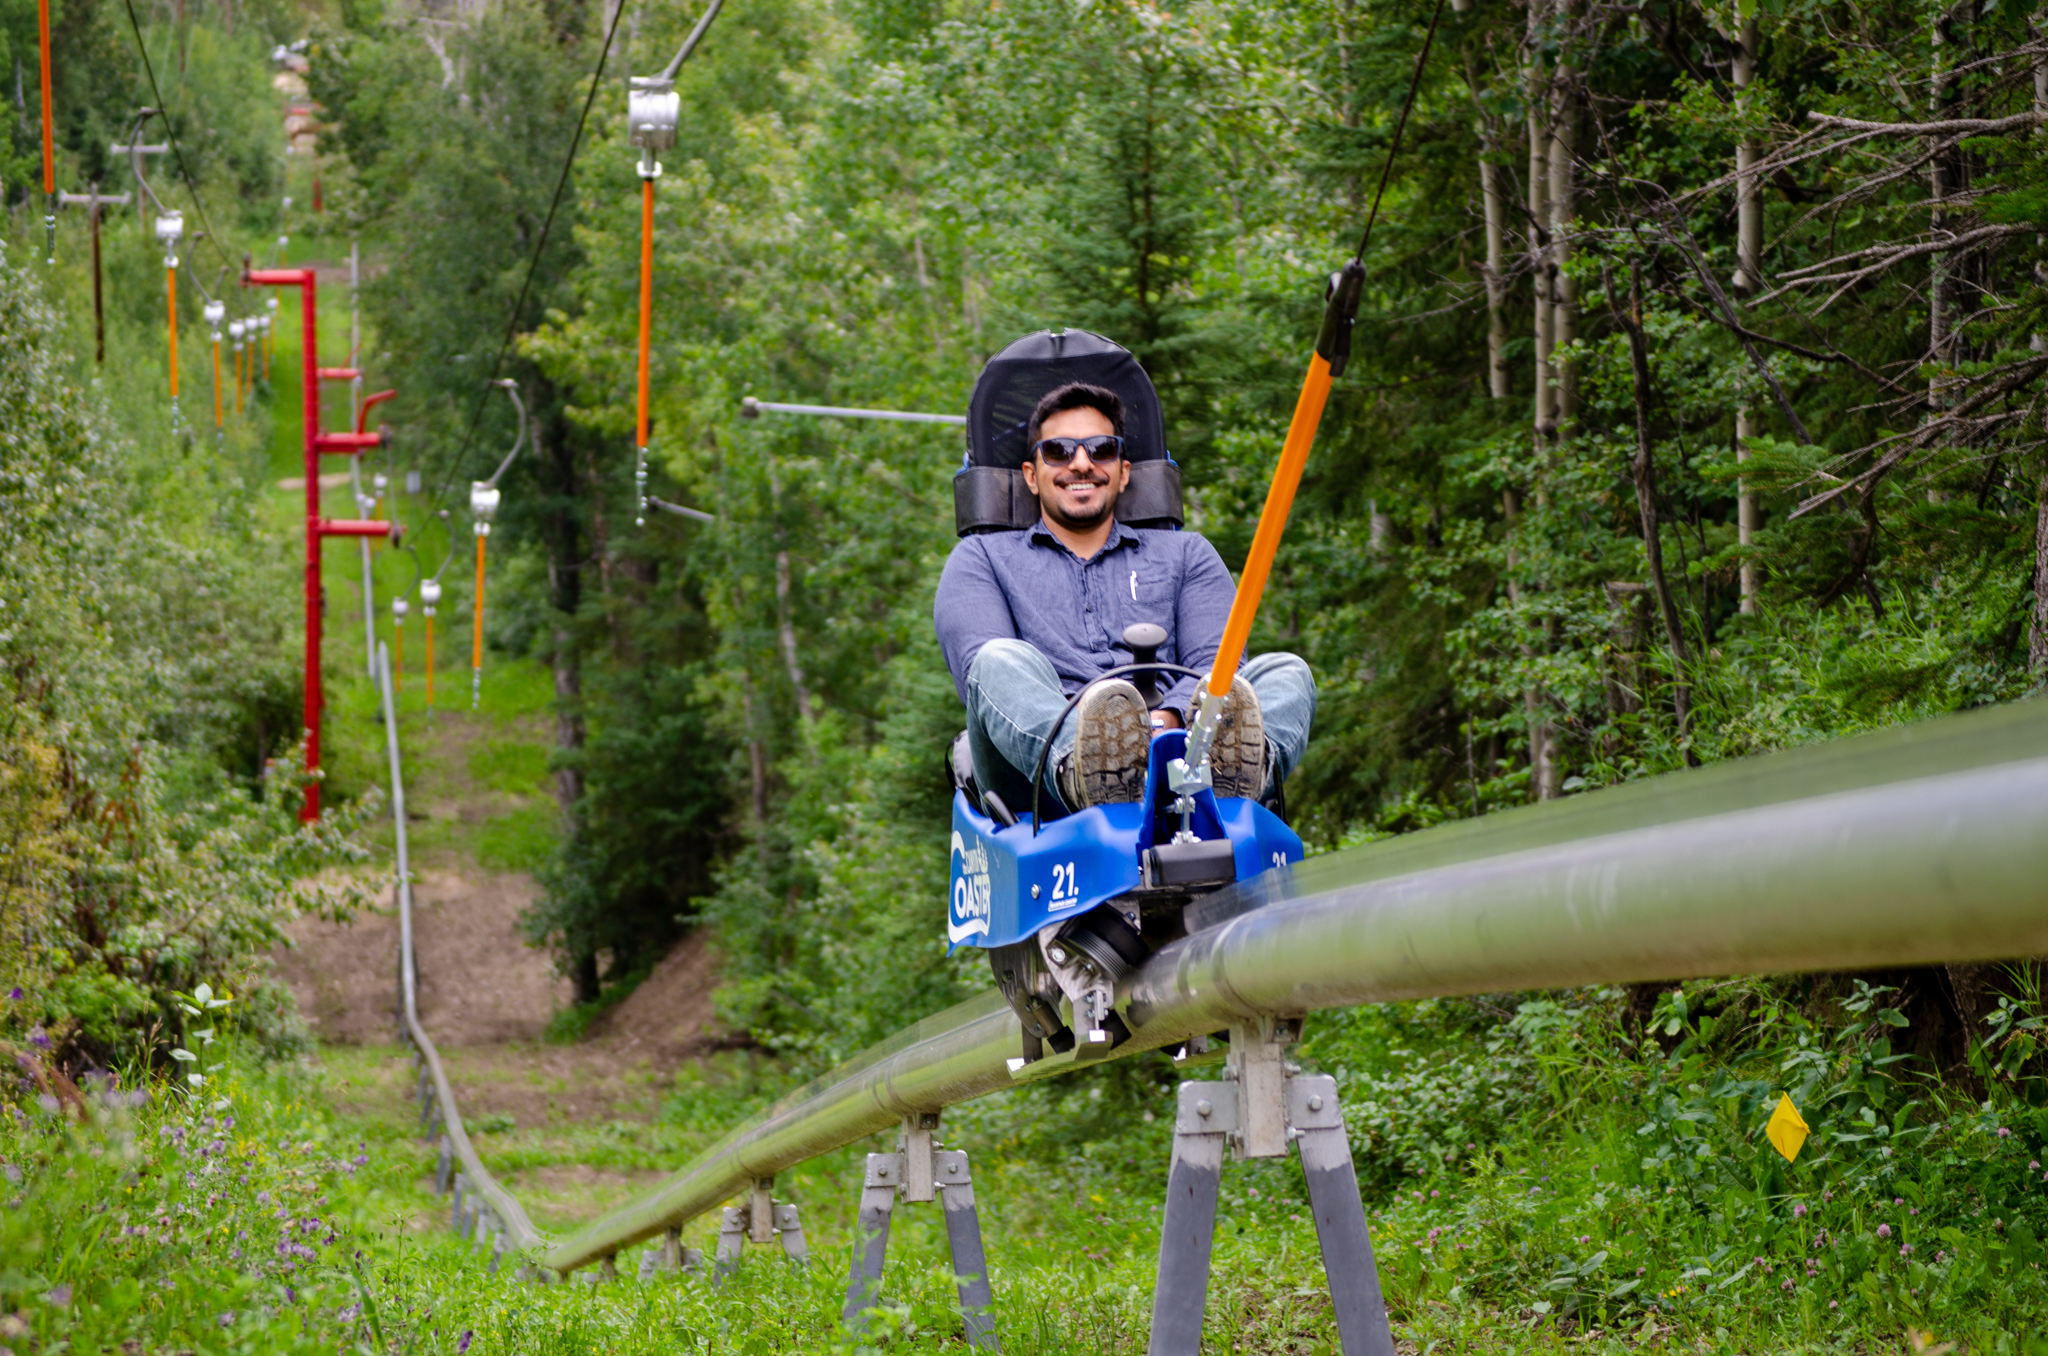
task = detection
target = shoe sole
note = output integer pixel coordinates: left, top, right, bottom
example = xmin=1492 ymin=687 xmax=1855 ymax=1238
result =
xmin=1072 ymin=680 xmax=1150 ymax=806
xmin=1209 ymin=675 xmax=1265 ymax=800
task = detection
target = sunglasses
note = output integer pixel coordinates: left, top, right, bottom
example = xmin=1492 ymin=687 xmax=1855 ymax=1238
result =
xmin=1032 ymin=434 xmax=1126 ymax=465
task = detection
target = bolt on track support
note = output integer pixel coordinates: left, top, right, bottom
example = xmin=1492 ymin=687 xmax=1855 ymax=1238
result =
xmin=842 ymin=1113 xmax=998 ymax=1351
xmin=1148 ymin=1020 xmax=1392 ymax=1356
xmin=712 ymin=1175 xmax=808 ymax=1286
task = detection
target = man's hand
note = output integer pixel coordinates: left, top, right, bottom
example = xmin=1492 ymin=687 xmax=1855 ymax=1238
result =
xmin=1151 ymin=709 xmax=1184 ymax=730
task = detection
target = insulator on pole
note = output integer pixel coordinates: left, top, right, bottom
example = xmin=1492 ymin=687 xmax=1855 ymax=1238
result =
xmin=420 ymin=578 xmax=441 ymax=709
xmin=158 ymin=211 xmax=183 ymax=431
xmin=470 ymin=482 xmax=498 ymax=710
xmin=230 ymin=320 xmax=247 ymax=414
xmin=205 ymin=300 xmax=226 ymax=434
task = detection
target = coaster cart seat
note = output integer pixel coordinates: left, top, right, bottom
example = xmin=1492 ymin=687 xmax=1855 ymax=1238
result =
xmin=944 ymin=330 xmax=1305 ymax=1070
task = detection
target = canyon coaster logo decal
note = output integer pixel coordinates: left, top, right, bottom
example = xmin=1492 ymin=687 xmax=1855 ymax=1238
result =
xmin=949 ymin=829 xmax=991 ymax=943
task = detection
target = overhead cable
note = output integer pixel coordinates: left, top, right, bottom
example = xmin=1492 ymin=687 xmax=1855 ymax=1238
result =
xmin=427 ymin=0 xmax=631 ymax=516
xmin=118 ymin=0 xmax=239 ymax=273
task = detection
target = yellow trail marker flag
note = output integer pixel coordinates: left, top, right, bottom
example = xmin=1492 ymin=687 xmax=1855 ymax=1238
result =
xmin=1766 ymin=1093 xmax=1810 ymax=1163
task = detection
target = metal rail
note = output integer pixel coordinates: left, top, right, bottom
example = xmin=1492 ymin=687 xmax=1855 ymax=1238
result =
xmin=376 ymin=644 xmax=544 ymax=1257
xmin=538 ymin=695 xmax=2048 ymax=1274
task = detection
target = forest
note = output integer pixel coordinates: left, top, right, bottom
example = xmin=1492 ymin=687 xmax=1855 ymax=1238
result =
xmin=3 ymin=0 xmax=2048 ymax=1348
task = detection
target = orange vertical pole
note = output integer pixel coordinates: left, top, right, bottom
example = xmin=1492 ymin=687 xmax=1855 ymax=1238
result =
xmin=638 ymin=178 xmax=655 ymax=449
xmin=471 ymin=533 xmax=486 ymax=709
xmin=634 ymin=175 xmax=655 ymax=525
xmin=212 ymin=338 xmax=223 ymax=429
xmin=425 ymin=614 xmax=435 ymax=707
xmin=167 ymin=268 xmax=179 ymax=403
xmin=1203 ymin=356 xmax=1334 ymax=697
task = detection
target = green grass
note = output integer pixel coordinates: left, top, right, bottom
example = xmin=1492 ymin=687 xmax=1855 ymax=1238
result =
xmin=476 ymin=801 xmax=561 ymax=873
xmin=469 ymin=738 xmax=552 ymax=795
xmin=17 ymin=975 xmax=2045 ymax=1353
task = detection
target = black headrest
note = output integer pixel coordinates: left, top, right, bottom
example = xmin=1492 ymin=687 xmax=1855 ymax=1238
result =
xmin=953 ymin=329 xmax=1181 ymax=536
xmin=966 ymin=329 xmax=1169 ymax=468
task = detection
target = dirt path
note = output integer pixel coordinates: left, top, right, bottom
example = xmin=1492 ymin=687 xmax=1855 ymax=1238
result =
xmin=276 ymin=695 xmax=726 ymax=1136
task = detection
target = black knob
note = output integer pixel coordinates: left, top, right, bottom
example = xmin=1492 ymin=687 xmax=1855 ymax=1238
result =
xmin=1118 ymin=622 xmax=1168 ymax=705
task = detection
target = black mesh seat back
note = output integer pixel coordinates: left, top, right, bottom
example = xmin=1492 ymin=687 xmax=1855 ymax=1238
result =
xmin=955 ymin=329 xmax=1181 ymax=535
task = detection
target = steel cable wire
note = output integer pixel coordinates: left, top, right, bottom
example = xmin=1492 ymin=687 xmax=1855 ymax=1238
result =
xmin=118 ymin=0 xmax=240 ymax=273
xmin=423 ymin=0 xmax=631 ymax=519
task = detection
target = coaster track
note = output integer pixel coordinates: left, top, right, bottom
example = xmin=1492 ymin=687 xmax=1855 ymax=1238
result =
xmin=376 ymin=647 xmax=2048 ymax=1281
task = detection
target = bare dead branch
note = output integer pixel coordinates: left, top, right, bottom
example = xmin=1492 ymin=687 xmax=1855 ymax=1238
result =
xmin=1757 ymin=224 xmax=2037 ymax=313
xmin=1806 ymin=110 xmax=2047 ymax=138
xmin=1789 ymin=354 xmax=2048 ymax=519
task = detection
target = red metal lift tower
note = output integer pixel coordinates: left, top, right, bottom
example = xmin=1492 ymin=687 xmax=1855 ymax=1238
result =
xmin=244 ymin=262 xmax=392 ymax=820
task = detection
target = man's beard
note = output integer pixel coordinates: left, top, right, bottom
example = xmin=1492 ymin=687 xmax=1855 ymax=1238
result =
xmin=1041 ymin=472 xmax=1117 ymax=532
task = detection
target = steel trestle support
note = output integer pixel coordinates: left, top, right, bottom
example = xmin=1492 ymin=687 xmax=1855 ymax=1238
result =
xmin=1150 ymin=1020 xmax=1390 ymax=1356
xmin=843 ymin=1113 xmax=998 ymax=1350
xmin=709 ymin=1174 xmax=808 ymax=1283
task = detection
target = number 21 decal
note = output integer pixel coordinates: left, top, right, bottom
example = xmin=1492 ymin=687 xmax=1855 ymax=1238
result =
xmin=1050 ymin=861 xmax=1079 ymax=903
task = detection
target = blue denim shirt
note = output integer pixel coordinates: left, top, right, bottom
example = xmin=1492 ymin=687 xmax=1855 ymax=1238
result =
xmin=934 ymin=518 xmax=1237 ymax=715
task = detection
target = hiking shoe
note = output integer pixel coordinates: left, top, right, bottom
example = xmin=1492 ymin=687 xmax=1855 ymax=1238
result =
xmin=1061 ymin=679 xmax=1150 ymax=808
xmin=1208 ymin=675 xmax=1267 ymax=801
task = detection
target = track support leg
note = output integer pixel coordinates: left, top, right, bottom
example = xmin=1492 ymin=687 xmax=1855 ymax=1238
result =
xmin=1145 ymin=1024 xmax=1393 ymax=1356
xmin=842 ymin=1152 xmax=900 ymax=1329
xmin=842 ymin=1116 xmax=999 ymax=1348
xmin=937 ymin=1149 xmax=999 ymax=1351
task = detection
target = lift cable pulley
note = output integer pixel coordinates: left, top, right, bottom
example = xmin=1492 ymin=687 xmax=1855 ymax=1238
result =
xmin=470 ymin=381 xmax=525 ymax=709
xmin=626 ymin=0 xmax=726 ymax=526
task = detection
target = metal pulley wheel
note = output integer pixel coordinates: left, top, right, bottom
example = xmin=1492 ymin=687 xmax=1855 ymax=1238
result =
xmin=470 ymin=482 xmax=500 ymax=533
xmin=155 ymin=209 xmax=182 ymax=266
xmin=627 ymin=77 xmax=679 ymax=178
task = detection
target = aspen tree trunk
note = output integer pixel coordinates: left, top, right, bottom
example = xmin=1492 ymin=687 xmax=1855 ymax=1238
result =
xmin=1482 ymin=136 xmax=1510 ymax=399
xmin=763 ymin=458 xmax=817 ymax=725
xmin=1548 ymin=4 xmax=1577 ymax=429
xmin=2029 ymin=12 xmax=2048 ymax=676
xmin=774 ymin=549 xmax=816 ymax=725
xmin=1732 ymin=16 xmax=1761 ymax=612
xmin=1528 ymin=18 xmax=1553 ymax=451
xmin=1523 ymin=0 xmax=1558 ymax=800
xmin=1462 ymin=31 xmax=1507 ymax=398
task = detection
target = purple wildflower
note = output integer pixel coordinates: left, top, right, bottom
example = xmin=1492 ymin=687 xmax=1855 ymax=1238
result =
xmin=2000 ymin=1127 xmax=2013 ymax=1138
xmin=1781 ymin=1278 xmax=1795 ymax=1291
xmin=5 ymin=988 xmax=19 ymax=1001
xmin=1901 ymin=1244 xmax=1913 ymax=1256
xmin=45 ymin=1283 xmax=71 ymax=1305
xmin=1793 ymin=1203 xmax=1807 ymax=1218
xmin=458 ymin=1332 xmax=473 ymax=1354
xmin=27 ymin=1027 xmax=49 ymax=1051
xmin=1878 ymin=1224 xmax=1892 ymax=1238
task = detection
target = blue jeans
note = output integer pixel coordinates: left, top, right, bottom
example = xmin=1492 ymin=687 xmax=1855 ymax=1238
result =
xmin=963 ymin=639 xmax=1316 ymax=815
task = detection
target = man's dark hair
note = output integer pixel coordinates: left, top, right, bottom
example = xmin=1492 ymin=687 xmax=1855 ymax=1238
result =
xmin=1026 ymin=382 xmax=1124 ymax=450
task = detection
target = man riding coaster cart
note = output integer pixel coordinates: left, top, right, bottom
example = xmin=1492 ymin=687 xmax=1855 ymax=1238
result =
xmin=937 ymin=329 xmax=1316 ymax=1067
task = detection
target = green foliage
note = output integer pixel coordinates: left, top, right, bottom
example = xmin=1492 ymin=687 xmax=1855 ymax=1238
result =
xmin=0 ymin=188 xmax=363 ymax=1065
